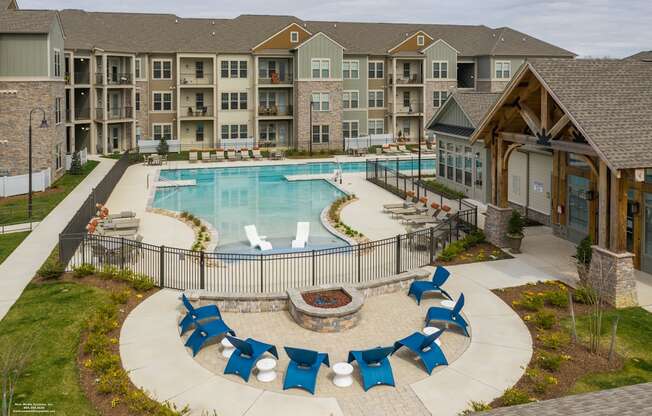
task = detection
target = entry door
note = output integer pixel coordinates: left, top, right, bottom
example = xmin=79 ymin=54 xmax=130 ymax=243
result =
xmin=278 ymin=124 xmax=287 ymax=146
xmin=109 ymin=92 xmax=120 ymax=117
xmin=111 ymin=65 xmax=118 ymax=83
xmin=111 ymin=126 xmax=119 ymax=150
xmin=643 ymin=193 xmax=652 ymax=273
xmin=567 ymin=175 xmax=590 ymax=244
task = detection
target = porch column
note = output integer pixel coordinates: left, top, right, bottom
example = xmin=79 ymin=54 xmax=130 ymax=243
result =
xmin=497 ymin=135 xmax=508 ymax=208
xmin=598 ymin=160 xmax=609 ymax=247
xmin=609 ymin=171 xmax=627 ymax=252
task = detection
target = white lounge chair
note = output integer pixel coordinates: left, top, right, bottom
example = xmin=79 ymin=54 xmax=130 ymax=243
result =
xmin=189 ymin=152 xmax=198 ymax=163
xmin=291 ymin=222 xmax=310 ymax=249
xmin=244 ymin=225 xmax=272 ymax=251
xmin=252 ymin=148 xmax=263 ymax=160
xmin=201 ymin=152 xmax=211 ymax=162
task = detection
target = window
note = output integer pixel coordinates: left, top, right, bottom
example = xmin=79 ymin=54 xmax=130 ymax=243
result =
xmin=153 ymin=123 xmax=172 ymax=141
xmin=368 ymin=119 xmax=384 ymax=135
xmin=221 ymin=93 xmax=229 ymax=110
xmin=343 ymin=91 xmax=359 ymax=109
xmin=455 ymin=145 xmax=463 ymax=184
xmin=55 ymin=144 xmax=62 ymax=170
xmin=196 ymin=123 xmax=204 ymax=141
xmin=239 ymin=92 xmax=248 ymax=110
xmin=221 ymin=125 xmax=248 ymax=140
xmin=230 ymin=93 xmax=238 ymax=110
xmin=312 ymin=125 xmax=329 ymax=143
xmin=260 ymin=123 xmax=276 ymax=142
xmin=403 ymin=62 xmax=410 ymax=79
xmin=343 ymin=60 xmax=359 ymax=79
xmin=368 ymin=90 xmax=384 ymax=108
xmin=135 ymin=58 xmax=142 ymax=79
xmin=311 ymin=92 xmax=329 ymax=111
xmin=433 ymin=90 xmax=448 ymax=107
xmin=416 ymin=35 xmax=425 ymax=46
xmin=239 ymin=124 xmax=248 ymax=138
xmin=54 ymin=49 xmax=61 ymax=77
xmin=152 ymin=60 xmax=172 ymax=79
xmin=311 ymin=59 xmax=330 ymax=79
xmin=221 ymin=125 xmax=229 ymax=140
xmin=401 ymin=119 xmax=411 ymax=137
xmin=495 ymin=61 xmax=511 ymax=79
xmin=476 ymin=156 xmax=483 ymax=186
xmin=135 ymin=92 xmax=141 ymax=111
xmin=221 ymin=61 xmax=229 ymax=78
xmin=221 ymin=92 xmax=247 ymax=110
xmin=55 ymin=97 xmax=62 ymax=124
xmin=221 ymin=60 xmax=247 ymax=78
xmin=368 ymin=61 xmax=384 ymax=79
xmin=239 ymin=61 xmax=248 ymax=78
xmin=153 ymin=92 xmax=172 ymax=111
xmin=195 ymin=61 xmax=204 ymax=79
xmin=259 ymin=91 xmax=276 ymax=107
xmin=432 ymin=61 xmax=448 ymax=79
xmin=195 ymin=92 xmax=204 ymax=110
xmin=290 ymin=31 xmax=299 ymax=43
xmin=342 ymin=121 xmax=359 ymax=139
xmin=403 ymin=91 xmax=410 ymax=108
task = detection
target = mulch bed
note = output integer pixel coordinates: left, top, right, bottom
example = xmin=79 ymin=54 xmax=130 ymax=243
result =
xmin=490 ymin=282 xmax=623 ymax=406
xmin=434 ymin=242 xmax=512 ymax=266
xmin=302 ymin=289 xmax=352 ymax=308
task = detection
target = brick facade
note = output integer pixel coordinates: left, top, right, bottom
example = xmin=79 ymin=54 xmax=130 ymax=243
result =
xmin=424 ymin=80 xmax=457 ymax=126
xmin=476 ymin=80 xmax=510 ymax=93
xmin=135 ymin=81 xmax=149 ymax=138
xmin=484 ymin=204 xmax=513 ymax=248
xmin=0 ymin=81 xmax=66 ymax=180
xmin=295 ymin=80 xmax=343 ymax=151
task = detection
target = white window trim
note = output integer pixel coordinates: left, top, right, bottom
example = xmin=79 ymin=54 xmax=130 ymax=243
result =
xmin=312 ymin=124 xmax=330 ymax=143
xmin=151 ymin=91 xmax=174 ymax=112
xmin=310 ymin=58 xmax=331 ymax=80
xmin=432 ymin=90 xmax=449 ymax=108
xmin=342 ymin=60 xmax=360 ymax=80
xmin=342 ymin=120 xmax=360 ymax=139
xmin=135 ymin=57 xmax=147 ymax=81
xmin=55 ymin=97 xmax=62 ymax=124
xmin=290 ymin=31 xmax=299 ymax=43
xmin=368 ymin=60 xmax=385 ymax=79
xmin=430 ymin=60 xmax=450 ymax=80
xmin=152 ymin=123 xmax=173 ymax=140
xmin=416 ymin=35 xmax=425 ymax=46
xmin=311 ymin=92 xmax=330 ymax=112
xmin=343 ymin=90 xmax=360 ymax=110
xmin=368 ymin=89 xmax=385 ymax=108
xmin=152 ymin=59 xmax=173 ymax=80
xmin=53 ymin=48 xmax=61 ymax=78
xmin=494 ymin=60 xmax=512 ymax=80
xmin=368 ymin=119 xmax=384 ymax=135
xmin=220 ymin=91 xmax=248 ymax=111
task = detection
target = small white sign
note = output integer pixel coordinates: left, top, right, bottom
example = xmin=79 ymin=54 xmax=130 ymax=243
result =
xmin=635 ymin=169 xmax=645 ymax=182
xmin=533 ymin=181 xmax=544 ymax=193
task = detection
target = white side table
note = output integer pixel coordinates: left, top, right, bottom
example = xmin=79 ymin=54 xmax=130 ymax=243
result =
xmin=422 ymin=326 xmax=442 ymax=346
xmin=221 ymin=337 xmax=235 ymax=358
xmin=440 ymin=299 xmax=455 ymax=309
xmin=332 ymin=362 xmax=354 ymax=387
xmin=256 ymin=358 xmax=277 ymax=382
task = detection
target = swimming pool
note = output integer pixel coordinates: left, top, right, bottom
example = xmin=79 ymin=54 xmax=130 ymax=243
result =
xmin=152 ymin=159 xmax=435 ymax=253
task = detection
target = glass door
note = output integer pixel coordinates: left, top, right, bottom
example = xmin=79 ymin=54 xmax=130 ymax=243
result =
xmin=567 ymin=175 xmax=590 ymax=244
xmin=643 ymin=193 xmax=652 ymax=273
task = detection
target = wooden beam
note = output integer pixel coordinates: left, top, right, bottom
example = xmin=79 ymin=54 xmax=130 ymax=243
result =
xmin=559 ymin=152 xmax=567 ymax=226
xmin=518 ymin=102 xmax=542 ymax=135
xmin=497 ymin=136 xmax=509 ymax=208
xmin=598 ymin=160 xmax=609 ymax=248
xmin=577 ymin=154 xmax=598 ymax=177
xmin=588 ymin=166 xmax=598 ymax=242
xmin=498 ymin=131 xmax=597 ymax=156
xmin=609 ymin=171 xmax=627 ymax=252
xmin=552 ymin=150 xmax=560 ymax=224
xmin=502 ymin=143 xmax=523 ymax=170
xmin=541 ymin=87 xmax=550 ymax=132
xmin=491 ymin=135 xmax=497 ymax=205
xmin=548 ymin=114 xmax=570 ymax=139
xmin=632 ymin=183 xmax=642 ymax=268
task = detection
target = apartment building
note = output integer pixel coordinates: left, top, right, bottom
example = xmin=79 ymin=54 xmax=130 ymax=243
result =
xmin=1 ymin=2 xmax=574 ymax=157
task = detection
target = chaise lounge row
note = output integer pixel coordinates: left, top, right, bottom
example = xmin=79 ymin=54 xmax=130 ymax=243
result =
xmin=189 ymin=148 xmax=265 ymax=163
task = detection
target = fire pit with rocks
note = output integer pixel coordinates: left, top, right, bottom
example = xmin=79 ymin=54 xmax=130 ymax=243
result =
xmin=287 ymin=285 xmax=363 ymax=333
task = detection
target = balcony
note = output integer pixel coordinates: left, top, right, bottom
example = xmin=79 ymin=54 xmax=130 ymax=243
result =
xmin=182 ymin=106 xmax=214 ymax=118
xmin=259 ymin=71 xmax=294 ymax=85
xmin=95 ymin=107 xmax=133 ymax=120
xmin=391 ymin=74 xmax=424 ymax=85
xmin=394 ymin=101 xmax=423 ymax=115
xmin=179 ymin=72 xmax=214 ymax=86
xmin=75 ymin=107 xmax=90 ymax=120
xmin=258 ymin=105 xmax=293 ymax=117
xmin=107 ymin=73 xmax=133 ymax=86
xmin=74 ymin=71 xmax=90 ymax=85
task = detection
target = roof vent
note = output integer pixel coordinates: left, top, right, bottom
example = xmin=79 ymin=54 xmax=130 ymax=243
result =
xmin=175 ymin=18 xmax=178 ymax=23
xmin=211 ymin=31 xmax=216 ymax=36
xmin=333 ymin=23 xmax=337 ymax=27
xmin=211 ymin=20 xmax=215 ymax=25
xmin=501 ymin=37 xmax=505 ymax=41
xmin=522 ymin=37 xmax=526 ymax=41
xmin=492 ymin=33 xmax=496 ymax=37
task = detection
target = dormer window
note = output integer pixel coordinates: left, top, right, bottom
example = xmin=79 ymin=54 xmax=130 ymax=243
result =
xmin=417 ymin=35 xmax=425 ymax=46
xmin=290 ymin=31 xmax=299 ymax=43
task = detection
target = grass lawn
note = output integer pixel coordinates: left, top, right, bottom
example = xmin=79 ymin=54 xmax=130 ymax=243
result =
xmin=0 ymin=281 xmax=106 ymax=415
xmin=570 ymin=307 xmax=652 ymax=393
xmin=0 ymin=231 xmax=30 ymax=265
xmin=0 ymin=160 xmax=99 ymax=225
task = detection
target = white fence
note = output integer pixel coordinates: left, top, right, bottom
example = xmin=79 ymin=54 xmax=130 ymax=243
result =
xmin=219 ymin=138 xmax=255 ymax=150
xmin=64 ymin=148 xmax=88 ymax=170
xmin=345 ymin=134 xmax=395 ymax=150
xmin=138 ymin=139 xmax=181 ymax=154
xmin=0 ymin=168 xmax=51 ymax=197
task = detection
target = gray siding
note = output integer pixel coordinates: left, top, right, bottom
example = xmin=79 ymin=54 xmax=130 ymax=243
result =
xmin=0 ymin=34 xmax=48 ymax=77
xmin=424 ymin=40 xmax=458 ymax=80
xmin=343 ymin=55 xmax=368 ymax=107
xmin=342 ymin=109 xmax=368 ymax=136
xmin=296 ymin=33 xmax=343 ymax=80
xmin=437 ymin=100 xmax=473 ymax=128
xmin=49 ymin=18 xmax=64 ymax=78
xmin=491 ymin=56 xmax=525 ymax=78
xmin=477 ymin=56 xmax=491 ymax=79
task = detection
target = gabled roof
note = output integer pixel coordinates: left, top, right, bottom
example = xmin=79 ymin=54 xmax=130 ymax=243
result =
xmin=294 ymin=31 xmax=345 ymax=51
xmin=1 ymin=0 xmax=18 ymax=11
xmin=427 ymin=91 xmax=500 ymax=135
xmin=0 ymin=9 xmax=58 ymax=34
xmin=626 ymin=50 xmax=652 ymax=62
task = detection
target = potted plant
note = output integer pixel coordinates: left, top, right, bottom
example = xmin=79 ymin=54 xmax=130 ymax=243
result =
xmin=576 ymin=236 xmax=592 ymax=283
xmin=506 ymin=210 xmax=525 ymax=253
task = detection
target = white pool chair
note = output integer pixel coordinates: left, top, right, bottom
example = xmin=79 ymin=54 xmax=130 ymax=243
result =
xmin=291 ymin=222 xmax=310 ymax=249
xmin=244 ymin=225 xmax=272 ymax=251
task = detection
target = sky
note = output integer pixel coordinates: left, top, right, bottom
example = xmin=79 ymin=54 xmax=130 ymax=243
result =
xmin=21 ymin=0 xmax=652 ymax=58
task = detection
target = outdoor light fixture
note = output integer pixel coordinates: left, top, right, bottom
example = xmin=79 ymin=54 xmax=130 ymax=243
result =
xmin=28 ymin=108 xmax=49 ymax=219
xmin=631 ymin=201 xmax=640 ymax=215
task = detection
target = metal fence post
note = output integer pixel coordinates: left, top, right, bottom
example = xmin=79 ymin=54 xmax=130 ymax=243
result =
xmin=200 ymin=251 xmax=205 ymax=290
xmin=159 ymin=245 xmax=165 ymax=288
xmin=357 ymin=244 xmax=362 ymax=283
xmin=120 ymin=237 xmax=125 ymax=270
xmin=81 ymin=234 xmax=86 ymax=264
xmin=259 ymin=255 xmax=264 ymax=293
xmin=396 ymin=234 xmax=401 ymax=274
xmin=429 ymin=227 xmax=435 ymax=264
xmin=312 ymin=250 xmax=316 ymax=286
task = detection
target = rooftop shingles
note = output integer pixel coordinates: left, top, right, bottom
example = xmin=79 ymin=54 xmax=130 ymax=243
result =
xmin=0 ymin=9 xmax=57 ymax=33
xmin=451 ymin=91 xmax=501 ymax=126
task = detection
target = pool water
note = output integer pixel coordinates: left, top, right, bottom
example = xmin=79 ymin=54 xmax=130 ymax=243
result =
xmin=153 ymin=159 xmax=435 ymax=253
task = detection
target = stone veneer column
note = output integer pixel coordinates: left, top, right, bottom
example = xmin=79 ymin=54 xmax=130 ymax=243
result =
xmin=588 ymin=246 xmax=638 ymax=308
xmin=484 ymin=204 xmax=512 ymax=248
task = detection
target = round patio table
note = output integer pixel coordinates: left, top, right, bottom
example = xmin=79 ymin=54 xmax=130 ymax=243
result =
xmin=220 ymin=337 xmax=234 ymax=358
xmin=256 ymin=358 xmax=277 ymax=382
xmin=440 ymin=299 xmax=455 ymax=309
xmin=332 ymin=362 xmax=354 ymax=387
xmin=422 ymin=326 xmax=443 ymax=346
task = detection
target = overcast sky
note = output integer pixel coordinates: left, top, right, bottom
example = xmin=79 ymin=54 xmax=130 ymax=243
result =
xmin=21 ymin=0 xmax=651 ymax=58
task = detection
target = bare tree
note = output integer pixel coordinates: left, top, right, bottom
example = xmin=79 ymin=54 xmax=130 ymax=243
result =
xmin=1 ymin=341 xmax=32 ymax=416
xmin=581 ymin=254 xmax=614 ymax=354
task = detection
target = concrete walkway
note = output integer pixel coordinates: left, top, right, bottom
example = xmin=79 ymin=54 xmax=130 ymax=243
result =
xmin=119 ymin=256 xmax=548 ymax=416
xmin=0 ymin=157 xmax=116 ymax=320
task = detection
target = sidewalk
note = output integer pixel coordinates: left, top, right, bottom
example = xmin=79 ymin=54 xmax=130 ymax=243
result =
xmin=0 ymin=158 xmax=116 ymax=321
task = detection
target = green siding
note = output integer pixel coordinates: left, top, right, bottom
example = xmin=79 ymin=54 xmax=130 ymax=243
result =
xmin=424 ymin=40 xmax=458 ymax=79
xmin=296 ymin=33 xmax=343 ymax=80
xmin=437 ymin=100 xmax=473 ymax=128
xmin=49 ymin=18 xmax=64 ymax=78
xmin=0 ymin=34 xmax=48 ymax=76
xmin=343 ymin=55 xmax=368 ymax=107
xmin=342 ymin=110 xmax=368 ymax=135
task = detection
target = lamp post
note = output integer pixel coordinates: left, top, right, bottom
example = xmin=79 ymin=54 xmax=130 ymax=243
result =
xmin=28 ymin=108 xmax=49 ymax=220
xmin=309 ymin=97 xmax=314 ymax=156
xmin=417 ymin=131 xmax=422 ymax=198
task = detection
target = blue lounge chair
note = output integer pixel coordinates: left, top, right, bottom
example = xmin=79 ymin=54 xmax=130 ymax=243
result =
xmin=425 ymin=293 xmax=470 ymax=337
xmin=347 ymin=346 xmax=395 ymax=391
xmin=184 ymin=319 xmax=236 ymax=356
xmin=408 ymin=266 xmax=452 ymax=305
xmin=283 ymin=347 xmax=330 ymax=394
xmin=392 ymin=329 xmax=448 ymax=374
xmin=224 ymin=336 xmax=278 ymax=382
xmin=179 ymin=294 xmax=223 ymax=334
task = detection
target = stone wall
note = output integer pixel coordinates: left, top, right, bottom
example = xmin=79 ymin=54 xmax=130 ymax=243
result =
xmin=476 ymin=80 xmax=510 ymax=93
xmin=484 ymin=204 xmax=513 ymax=248
xmin=0 ymin=81 xmax=66 ymax=180
xmin=295 ymin=80 xmax=343 ymax=151
xmin=508 ymin=202 xmax=551 ymax=226
xmin=588 ymin=246 xmax=638 ymax=308
xmin=424 ymin=80 xmax=457 ymax=125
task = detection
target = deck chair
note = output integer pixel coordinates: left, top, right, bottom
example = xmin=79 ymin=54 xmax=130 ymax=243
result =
xmin=244 ymin=224 xmax=272 ymax=251
xmin=381 ymin=144 xmax=392 ymax=154
xmin=214 ymin=150 xmax=225 ymax=161
xmin=240 ymin=148 xmax=251 ymax=160
xmin=252 ymin=148 xmax=263 ymax=160
xmin=408 ymin=266 xmax=452 ymax=305
xmin=179 ymin=293 xmax=222 ymax=334
xmin=399 ymin=203 xmax=442 ymax=223
xmin=224 ymin=336 xmax=278 ymax=382
xmin=283 ymin=347 xmax=330 ymax=394
xmin=347 ymin=346 xmax=395 ymax=391
xmin=201 ymin=152 xmax=211 ymax=162
xmin=425 ymin=293 xmax=470 ymax=337
xmin=291 ymin=222 xmax=310 ymax=249
xmin=397 ymin=144 xmax=410 ymax=154
xmin=184 ymin=318 xmax=236 ymax=356
xmin=226 ymin=149 xmax=237 ymax=160
xmin=189 ymin=152 xmax=198 ymax=163
xmin=106 ymin=211 xmax=136 ymax=221
xmin=392 ymin=330 xmax=447 ymax=374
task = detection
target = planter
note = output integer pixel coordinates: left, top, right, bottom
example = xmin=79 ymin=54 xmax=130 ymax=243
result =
xmin=506 ymin=233 xmax=524 ymax=254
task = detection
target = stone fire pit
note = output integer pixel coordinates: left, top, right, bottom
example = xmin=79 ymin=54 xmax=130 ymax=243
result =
xmin=287 ymin=285 xmax=364 ymax=333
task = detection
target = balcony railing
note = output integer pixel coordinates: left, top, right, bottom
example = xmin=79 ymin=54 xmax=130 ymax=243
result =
xmin=107 ymin=73 xmax=133 ymax=85
xmin=179 ymin=73 xmax=214 ymax=85
xmin=258 ymin=105 xmax=293 ymax=116
xmin=258 ymin=72 xmax=293 ymax=85
xmin=75 ymin=107 xmax=90 ymax=120
xmin=95 ymin=72 xmax=104 ymax=84
xmin=394 ymin=101 xmax=423 ymax=114
xmin=182 ymin=106 xmax=213 ymax=117
xmin=74 ymin=71 xmax=90 ymax=85
xmin=391 ymin=74 xmax=424 ymax=85
xmin=95 ymin=107 xmax=133 ymax=120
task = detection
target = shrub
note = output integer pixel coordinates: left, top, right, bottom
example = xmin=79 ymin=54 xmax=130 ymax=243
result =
xmin=192 ymin=218 xmax=201 ymax=227
xmin=98 ymin=265 xmax=119 ymax=280
xmin=73 ymin=263 xmax=95 ymax=278
xmin=573 ymin=285 xmax=596 ymax=304
xmin=180 ymin=211 xmax=189 ymax=219
xmin=538 ymin=331 xmax=570 ymax=350
xmin=200 ymin=225 xmax=207 ymax=232
xmin=513 ymin=292 xmax=544 ymax=312
xmin=437 ymin=231 xmax=486 ymax=262
xmin=37 ymin=260 xmax=65 ymax=279
xmin=537 ymin=351 xmax=563 ymax=372
xmin=423 ymin=179 xmax=466 ymax=199
xmin=70 ymin=151 xmax=83 ymax=175
xmin=84 ymin=332 xmax=110 ymax=355
xmin=534 ymin=310 xmax=556 ymax=330
xmin=109 ymin=289 xmax=131 ymax=305
xmin=157 ymin=137 xmax=169 ymax=155
xmin=507 ymin=210 xmax=524 ymax=236
xmin=543 ymin=288 xmax=568 ymax=308
xmin=576 ymin=236 xmax=593 ymax=267
xmin=501 ymin=387 xmax=533 ymax=406
xmin=129 ymin=274 xmax=155 ymax=292
xmin=458 ymin=401 xmax=492 ymax=415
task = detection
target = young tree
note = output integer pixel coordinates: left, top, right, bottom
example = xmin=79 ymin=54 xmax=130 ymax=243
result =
xmin=1 ymin=341 xmax=32 ymax=416
xmin=69 ymin=151 xmax=83 ymax=175
xmin=157 ymin=137 xmax=169 ymax=155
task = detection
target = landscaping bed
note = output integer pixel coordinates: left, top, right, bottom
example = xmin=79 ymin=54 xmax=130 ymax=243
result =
xmin=434 ymin=231 xmax=511 ymax=266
